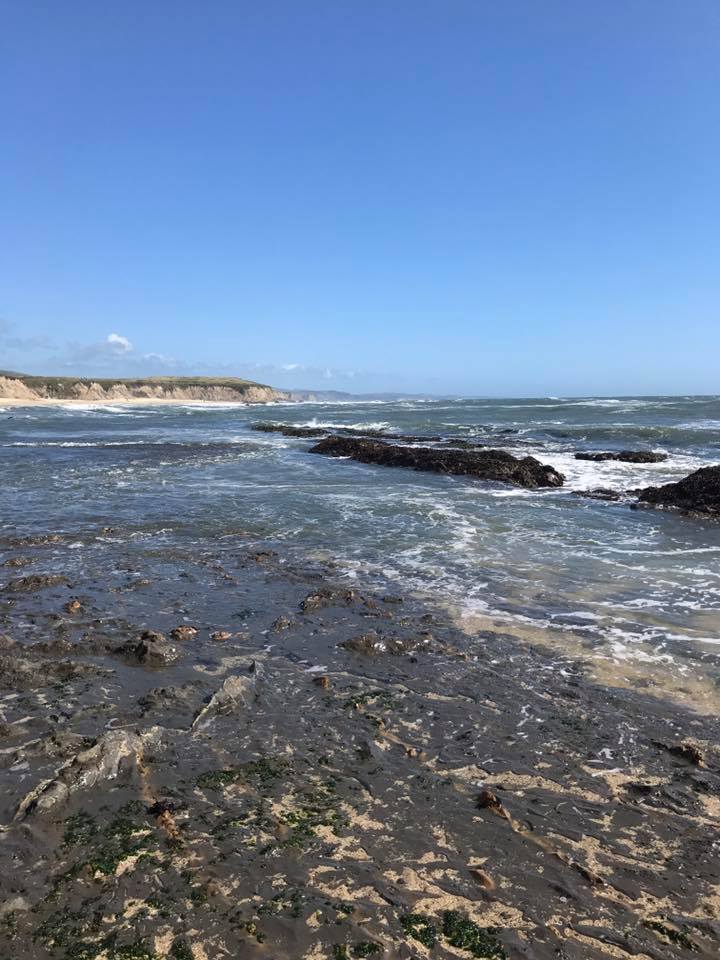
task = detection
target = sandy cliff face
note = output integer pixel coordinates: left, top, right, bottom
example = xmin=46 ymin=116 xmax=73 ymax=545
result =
xmin=0 ymin=377 xmax=38 ymax=400
xmin=0 ymin=376 xmax=286 ymax=404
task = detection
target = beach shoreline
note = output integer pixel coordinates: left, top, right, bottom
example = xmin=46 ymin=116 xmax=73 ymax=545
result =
xmin=0 ymin=396 xmax=287 ymax=408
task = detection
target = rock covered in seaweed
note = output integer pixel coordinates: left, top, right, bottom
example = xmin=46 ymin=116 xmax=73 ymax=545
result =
xmin=638 ymin=465 xmax=720 ymax=516
xmin=575 ymin=450 xmax=668 ymax=463
xmin=114 ymin=630 xmax=180 ymax=666
xmin=309 ymin=435 xmax=565 ymax=489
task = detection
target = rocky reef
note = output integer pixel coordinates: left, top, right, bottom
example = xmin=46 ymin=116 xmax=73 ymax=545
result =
xmin=575 ymin=451 xmax=668 ymax=463
xmin=639 ymin=464 xmax=720 ymax=516
xmin=309 ymin=435 xmax=565 ymax=488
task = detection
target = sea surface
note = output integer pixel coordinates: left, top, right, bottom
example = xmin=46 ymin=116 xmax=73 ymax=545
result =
xmin=2 ymin=395 xmax=720 ymax=689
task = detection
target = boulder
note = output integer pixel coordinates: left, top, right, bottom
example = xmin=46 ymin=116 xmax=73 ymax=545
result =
xmin=115 ymin=630 xmax=180 ymax=666
xmin=341 ymin=631 xmax=433 ymax=656
xmin=575 ymin=451 xmax=667 ymax=463
xmin=573 ymin=488 xmax=622 ymax=502
xmin=638 ymin=465 xmax=720 ymax=516
xmin=309 ymin=436 xmax=565 ymax=489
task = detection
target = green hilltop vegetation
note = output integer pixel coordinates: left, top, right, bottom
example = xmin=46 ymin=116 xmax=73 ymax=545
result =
xmin=1 ymin=371 xmax=269 ymax=389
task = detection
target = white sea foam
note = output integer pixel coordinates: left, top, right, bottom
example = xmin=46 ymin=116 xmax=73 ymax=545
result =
xmin=292 ymin=418 xmax=393 ymax=431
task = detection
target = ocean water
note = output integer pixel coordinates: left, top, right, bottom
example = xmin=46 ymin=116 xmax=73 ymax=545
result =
xmin=2 ymin=395 xmax=719 ymax=679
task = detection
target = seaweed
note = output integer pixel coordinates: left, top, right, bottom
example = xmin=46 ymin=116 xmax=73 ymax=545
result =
xmin=442 ymin=912 xmax=507 ymax=959
xmin=35 ymin=907 xmax=159 ymax=959
xmin=63 ymin=811 xmax=97 ymax=846
xmin=400 ymin=913 xmax=438 ymax=949
xmin=352 ymin=942 xmax=382 ymax=957
xmin=197 ymin=755 xmax=289 ymax=791
xmin=169 ymin=938 xmax=194 ymax=960
xmin=644 ymin=919 xmax=698 ymax=952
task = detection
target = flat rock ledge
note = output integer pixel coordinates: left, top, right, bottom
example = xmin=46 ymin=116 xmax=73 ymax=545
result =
xmin=575 ymin=450 xmax=668 ymax=463
xmin=638 ymin=464 xmax=720 ymax=516
xmin=309 ymin=435 xmax=565 ymax=489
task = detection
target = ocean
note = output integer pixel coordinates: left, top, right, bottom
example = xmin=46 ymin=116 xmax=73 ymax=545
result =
xmin=2 ymin=394 xmax=719 ymax=689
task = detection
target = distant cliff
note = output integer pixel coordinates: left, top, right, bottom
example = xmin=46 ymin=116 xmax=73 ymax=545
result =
xmin=0 ymin=373 xmax=287 ymax=404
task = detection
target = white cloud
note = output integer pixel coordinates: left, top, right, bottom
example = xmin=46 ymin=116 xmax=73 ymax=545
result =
xmin=107 ymin=332 xmax=133 ymax=353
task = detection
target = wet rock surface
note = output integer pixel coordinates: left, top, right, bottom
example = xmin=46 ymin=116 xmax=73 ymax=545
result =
xmin=309 ymin=436 xmax=566 ymax=489
xmin=0 ymin=535 xmax=718 ymax=959
xmin=3 ymin=573 xmax=69 ymax=593
xmin=573 ymin=488 xmax=623 ymax=502
xmin=575 ymin=450 xmax=668 ymax=463
xmin=638 ymin=465 xmax=720 ymax=517
xmin=114 ymin=630 xmax=181 ymax=666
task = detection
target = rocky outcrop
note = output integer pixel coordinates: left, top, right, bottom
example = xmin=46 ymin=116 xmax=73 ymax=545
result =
xmin=638 ymin=465 xmax=720 ymax=516
xmin=114 ymin=630 xmax=181 ymax=666
xmin=0 ymin=374 xmax=286 ymax=404
xmin=573 ymin=488 xmax=623 ymax=502
xmin=252 ymin=422 xmax=440 ymax=441
xmin=575 ymin=450 xmax=668 ymax=463
xmin=309 ymin=435 xmax=565 ymax=489
xmin=253 ymin=423 xmax=336 ymax=438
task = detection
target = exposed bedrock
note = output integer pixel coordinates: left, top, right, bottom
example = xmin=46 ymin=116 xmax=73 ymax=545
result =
xmin=575 ymin=450 xmax=668 ymax=463
xmin=638 ymin=465 xmax=720 ymax=516
xmin=251 ymin=422 xmax=442 ymax=441
xmin=309 ymin=435 xmax=565 ymax=489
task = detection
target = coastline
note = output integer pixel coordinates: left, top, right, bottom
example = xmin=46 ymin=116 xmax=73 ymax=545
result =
xmin=0 ymin=396 xmax=285 ymax=408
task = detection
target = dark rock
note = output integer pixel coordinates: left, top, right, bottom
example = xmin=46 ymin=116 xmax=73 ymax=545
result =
xmin=341 ymin=631 xmax=432 ymax=655
xmin=575 ymin=450 xmax=668 ymax=463
xmin=64 ymin=598 xmax=82 ymax=614
xmin=115 ymin=630 xmax=180 ymax=666
xmin=638 ymin=465 xmax=720 ymax=516
xmin=3 ymin=533 xmax=64 ymax=548
xmin=654 ymin=739 xmax=705 ymax=766
xmin=252 ymin=422 xmax=443 ymax=442
xmin=147 ymin=798 xmax=184 ymax=816
xmin=573 ymin=488 xmax=622 ymax=502
xmin=170 ymin=625 xmax=198 ymax=642
xmin=300 ymin=588 xmax=360 ymax=612
xmin=1 ymin=557 xmax=34 ymax=568
xmin=309 ymin=436 xmax=565 ymax=489
xmin=476 ymin=788 xmax=506 ymax=816
xmin=3 ymin=574 xmax=69 ymax=593
xmin=272 ymin=615 xmax=294 ymax=631
xmin=252 ymin=423 xmax=330 ymax=438
xmin=210 ymin=630 xmax=233 ymax=642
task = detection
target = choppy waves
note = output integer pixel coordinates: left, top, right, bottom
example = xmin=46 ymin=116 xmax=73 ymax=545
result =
xmin=2 ymin=394 xmax=719 ymax=668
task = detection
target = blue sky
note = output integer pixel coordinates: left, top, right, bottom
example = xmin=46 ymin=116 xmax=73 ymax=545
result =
xmin=1 ymin=1 xmax=718 ymax=395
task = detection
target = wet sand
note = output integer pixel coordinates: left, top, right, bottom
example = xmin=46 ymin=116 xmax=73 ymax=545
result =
xmin=0 ymin=531 xmax=718 ymax=959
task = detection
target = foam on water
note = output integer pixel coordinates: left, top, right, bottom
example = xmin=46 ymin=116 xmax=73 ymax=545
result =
xmin=2 ymin=394 xmax=719 ymax=672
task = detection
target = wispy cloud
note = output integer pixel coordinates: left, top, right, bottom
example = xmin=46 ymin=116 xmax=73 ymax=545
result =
xmin=43 ymin=332 xmax=181 ymax=374
xmin=0 ymin=318 xmax=55 ymax=354
xmin=1 ymin=322 xmax=387 ymax=391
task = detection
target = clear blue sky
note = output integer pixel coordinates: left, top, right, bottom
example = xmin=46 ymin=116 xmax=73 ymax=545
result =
xmin=1 ymin=1 xmax=718 ymax=395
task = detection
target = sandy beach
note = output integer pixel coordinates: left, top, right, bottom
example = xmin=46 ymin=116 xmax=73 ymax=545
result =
xmin=0 ymin=397 xmax=274 ymax=408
